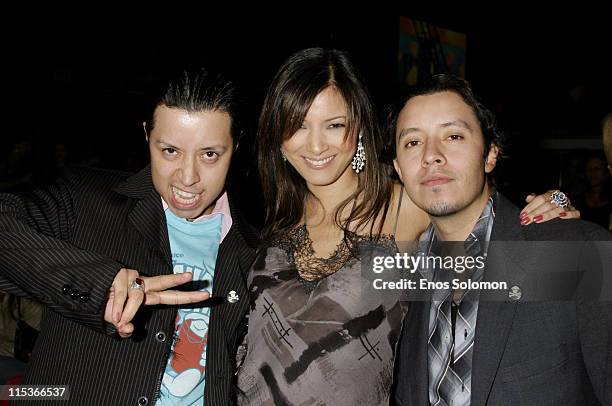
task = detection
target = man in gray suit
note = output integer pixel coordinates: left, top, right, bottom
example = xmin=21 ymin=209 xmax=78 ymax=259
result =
xmin=390 ymin=74 xmax=611 ymax=405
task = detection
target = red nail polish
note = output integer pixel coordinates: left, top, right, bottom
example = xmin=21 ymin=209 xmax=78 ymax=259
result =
xmin=534 ymin=215 xmax=543 ymax=222
xmin=519 ymin=212 xmax=528 ymax=219
xmin=520 ymin=217 xmax=530 ymax=225
xmin=559 ymin=212 xmax=567 ymax=217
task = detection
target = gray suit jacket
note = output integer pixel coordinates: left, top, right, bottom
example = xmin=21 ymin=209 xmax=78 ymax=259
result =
xmin=0 ymin=165 xmax=258 ymax=405
xmin=393 ymin=194 xmax=612 ymax=405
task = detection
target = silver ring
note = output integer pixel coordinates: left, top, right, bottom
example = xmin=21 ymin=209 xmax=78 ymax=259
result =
xmin=550 ymin=190 xmax=570 ymax=209
xmin=130 ymin=278 xmax=145 ymax=292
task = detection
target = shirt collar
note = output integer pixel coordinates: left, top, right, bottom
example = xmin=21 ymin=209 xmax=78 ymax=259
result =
xmin=161 ymin=191 xmax=233 ymax=242
xmin=420 ymin=190 xmax=497 ymax=254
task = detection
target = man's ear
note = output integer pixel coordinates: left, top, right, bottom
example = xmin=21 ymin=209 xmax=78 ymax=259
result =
xmin=393 ymin=159 xmax=404 ymax=183
xmin=485 ymin=144 xmax=499 ymax=173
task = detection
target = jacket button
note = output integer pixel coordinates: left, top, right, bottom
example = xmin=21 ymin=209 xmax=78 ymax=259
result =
xmin=79 ymin=292 xmax=90 ymax=303
xmin=137 ymin=396 xmax=148 ymax=405
xmin=70 ymin=289 xmax=80 ymax=300
xmin=155 ymin=331 xmax=166 ymax=342
xmin=62 ymin=284 xmax=71 ymax=295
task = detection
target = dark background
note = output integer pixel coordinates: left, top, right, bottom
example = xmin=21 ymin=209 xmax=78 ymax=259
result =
xmin=2 ymin=10 xmax=611 ymax=224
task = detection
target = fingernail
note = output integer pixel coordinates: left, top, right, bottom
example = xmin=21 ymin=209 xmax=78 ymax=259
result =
xmin=519 ymin=212 xmax=528 ymax=219
xmin=559 ymin=212 xmax=567 ymax=217
xmin=520 ymin=216 xmax=530 ymax=225
xmin=534 ymin=215 xmax=543 ymax=223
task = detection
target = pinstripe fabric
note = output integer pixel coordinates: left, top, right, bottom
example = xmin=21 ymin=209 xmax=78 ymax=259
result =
xmin=0 ymin=165 xmax=257 ymax=405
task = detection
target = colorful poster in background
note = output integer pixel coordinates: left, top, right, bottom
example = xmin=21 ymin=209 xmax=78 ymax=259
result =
xmin=398 ymin=16 xmax=467 ymax=85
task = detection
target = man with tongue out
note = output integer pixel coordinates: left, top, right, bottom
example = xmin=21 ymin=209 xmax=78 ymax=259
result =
xmin=0 ymin=67 xmax=258 ymax=406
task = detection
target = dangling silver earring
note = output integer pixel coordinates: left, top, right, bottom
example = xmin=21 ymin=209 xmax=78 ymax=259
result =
xmin=143 ymin=122 xmax=149 ymax=143
xmin=280 ymin=149 xmax=287 ymax=162
xmin=351 ymin=133 xmax=366 ymax=173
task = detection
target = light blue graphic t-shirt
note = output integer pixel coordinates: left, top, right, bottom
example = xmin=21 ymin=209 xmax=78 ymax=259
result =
xmin=157 ymin=209 xmax=222 ymax=406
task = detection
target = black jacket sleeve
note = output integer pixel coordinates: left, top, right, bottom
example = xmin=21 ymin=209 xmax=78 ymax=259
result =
xmin=0 ymin=171 xmax=123 ymax=333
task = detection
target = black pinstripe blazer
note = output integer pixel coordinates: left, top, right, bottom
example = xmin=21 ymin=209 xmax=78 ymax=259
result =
xmin=0 ymin=165 xmax=258 ymax=405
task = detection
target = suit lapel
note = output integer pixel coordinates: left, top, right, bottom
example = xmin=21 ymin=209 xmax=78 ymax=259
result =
xmin=209 ymin=192 xmax=258 ymax=314
xmin=400 ymin=269 xmax=432 ymax=405
xmin=205 ymin=192 xmax=257 ymax=347
xmin=471 ymin=194 xmax=528 ymax=406
xmin=413 ymin=299 xmax=433 ymax=405
xmin=223 ymin=191 xmax=259 ymax=275
xmin=114 ymin=165 xmax=172 ymax=273
xmin=212 ymin=227 xmax=245 ymax=296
